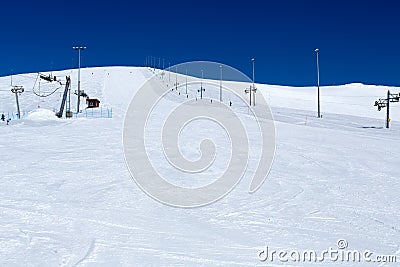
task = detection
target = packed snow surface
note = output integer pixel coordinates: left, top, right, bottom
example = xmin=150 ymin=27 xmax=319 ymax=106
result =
xmin=0 ymin=67 xmax=399 ymax=266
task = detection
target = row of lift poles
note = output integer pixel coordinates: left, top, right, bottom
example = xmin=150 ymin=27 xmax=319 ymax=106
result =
xmin=146 ymin=57 xmax=258 ymax=107
xmin=9 ymin=46 xmax=86 ymax=119
xmin=191 ymin=61 xmax=257 ymax=105
xmin=157 ymin=51 xmax=398 ymax=127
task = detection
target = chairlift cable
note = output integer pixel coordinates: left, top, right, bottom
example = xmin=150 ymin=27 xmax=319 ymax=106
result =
xmin=32 ymin=73 xmax=63 ymax=97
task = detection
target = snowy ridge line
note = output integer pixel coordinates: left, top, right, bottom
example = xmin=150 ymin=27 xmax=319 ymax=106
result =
xmin=1 ymin=66 xmax=400 ymax=122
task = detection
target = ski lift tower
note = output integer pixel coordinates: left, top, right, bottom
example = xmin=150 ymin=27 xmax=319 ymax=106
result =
xmin=244 ymin=58 xmax=257 ymax=106
xmin=198 ymin=69 xmax=205 ymax=99
xmin=11 ymin=86 xmax=24 ymax=119
xmin=374 ymin=90 xmax=400 ymax=128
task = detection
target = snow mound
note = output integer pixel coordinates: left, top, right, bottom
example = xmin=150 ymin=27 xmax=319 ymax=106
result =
xmin=25 ymin=109 xmax=59 ymax=121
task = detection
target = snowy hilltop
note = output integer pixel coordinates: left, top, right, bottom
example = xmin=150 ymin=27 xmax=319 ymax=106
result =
xmin=0 ymin=66 xmax=399 ymax=266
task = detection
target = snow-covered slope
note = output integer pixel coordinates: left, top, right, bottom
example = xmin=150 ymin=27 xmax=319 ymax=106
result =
xmin=0 ymin=67 xmax=399 ymax=266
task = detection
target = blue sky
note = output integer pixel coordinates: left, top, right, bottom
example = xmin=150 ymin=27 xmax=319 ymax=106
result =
xmin=1 ymin=0 xmax=399 ymax=86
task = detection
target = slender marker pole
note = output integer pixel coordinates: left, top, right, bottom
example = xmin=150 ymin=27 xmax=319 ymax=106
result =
xmin=252 ymin=58 xmax=255 ymax=106
xmin=315 ymin=48 xmax=321 ymax=118
xmin=387 ymin=90 xmax=390 ymax=128
xmin=220 ymin=65 xmax=222 ymax=102
xmin=175 ymin=66 xmax=178 ymax=91
xmin=78 ymin=48 xmax=81 ymax=112
xmin=73 ymin=46 xmax=86 ymax=113
xmin=201 ymin=69 xmax=203 ymax=99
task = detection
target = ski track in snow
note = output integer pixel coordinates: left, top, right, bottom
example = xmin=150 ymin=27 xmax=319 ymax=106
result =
xmin=0 ymin=67 xmax=399 ymax=266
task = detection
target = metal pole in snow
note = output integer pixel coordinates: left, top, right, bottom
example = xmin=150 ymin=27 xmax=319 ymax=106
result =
xmin=15 ymin=91 xmax=20 ymax=119
xmin=249 ymin=60 xmax=252 ymax=106
xmin=315 ymin=48 xmax=321 ymax=118
xmin=175 ymin=66 xmax=178 ymax=91
xmin=78 ymin=48 xmax=81 ymax=112
xmin=387 ymin=90 xmax=390 ymax=129
xmin=220 ymin=65 xmax=222 ymax=102
xmin=73 ymin=46 xmax=86 ymax=113
xmin=201 ymin=69 xmax=203 ymax=99
xmin=11 ymin=86 xmax=24 ymax=119
xmin=252 ymin=58 xmax=255 ymax=106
